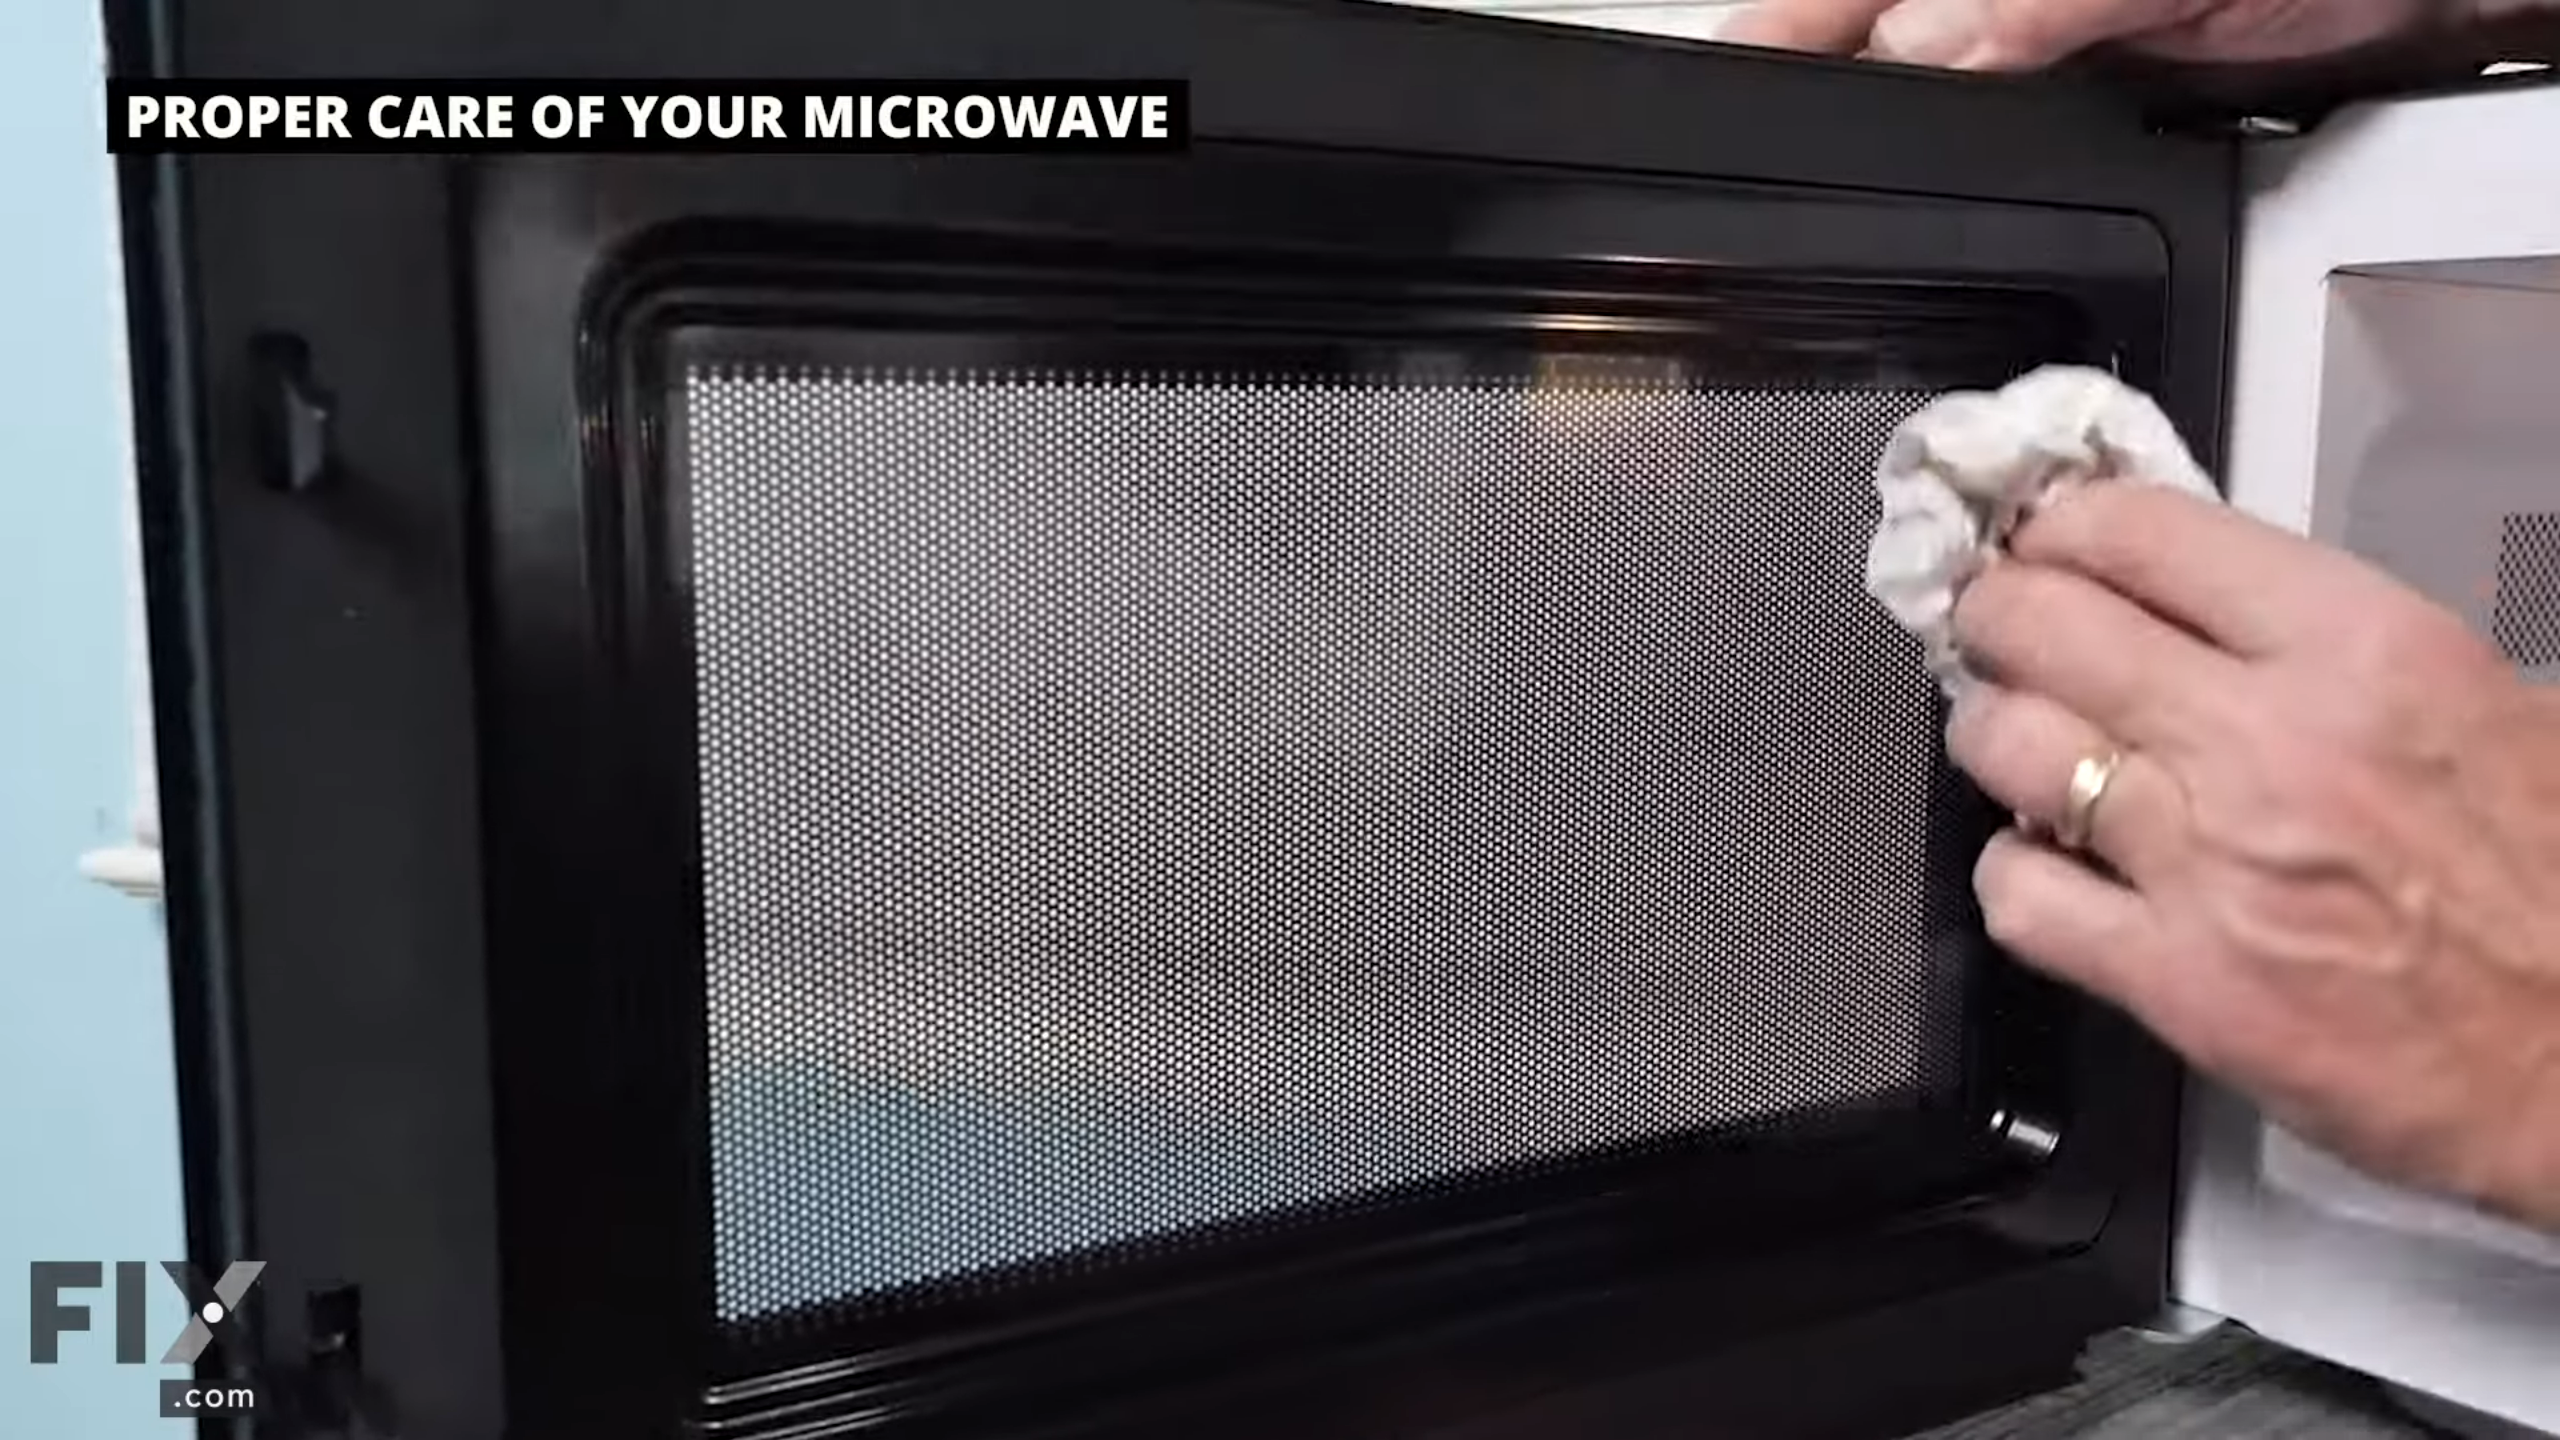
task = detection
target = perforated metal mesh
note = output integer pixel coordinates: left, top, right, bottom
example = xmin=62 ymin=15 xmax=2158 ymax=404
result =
xmin=2492 ymin=513 xmax=2560 ymax=668
xmin=681 ymin=363 xmax=1965 ymax=1325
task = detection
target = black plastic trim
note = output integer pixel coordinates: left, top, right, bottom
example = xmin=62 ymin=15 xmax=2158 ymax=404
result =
xmin=107 ymin=1 xmax=2233 ymax=1437
xmin=102 ymin=0 xmax=263 ymax=1434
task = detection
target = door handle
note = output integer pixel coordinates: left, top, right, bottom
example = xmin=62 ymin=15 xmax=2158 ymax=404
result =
xmin=250 ymin=331 xmax=336 ymax=494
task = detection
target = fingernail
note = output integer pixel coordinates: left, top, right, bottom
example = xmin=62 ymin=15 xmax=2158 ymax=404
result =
xmin=1944 ymin=681 xmax=1982 ymax=747
xmin=1871 ymin=0 xmax=1989 ymax=67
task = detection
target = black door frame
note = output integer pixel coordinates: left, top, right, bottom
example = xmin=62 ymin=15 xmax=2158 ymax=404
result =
xmin=108 ymin=1 xmax=2233 ymax=1436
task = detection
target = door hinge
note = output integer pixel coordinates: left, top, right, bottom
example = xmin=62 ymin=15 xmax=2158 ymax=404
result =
xmin=2226 ymin=114 xmax=2306 ymax=139
xmin=255 ymin=1285 xmax=405 ymax=1439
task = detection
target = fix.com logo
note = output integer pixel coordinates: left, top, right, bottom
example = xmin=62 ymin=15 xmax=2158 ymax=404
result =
xmin=28 ymin=1261 xmax=266 ymax=1365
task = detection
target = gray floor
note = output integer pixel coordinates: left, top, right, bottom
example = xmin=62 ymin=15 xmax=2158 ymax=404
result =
xmin=1910 ymin=1327 xmax=2447 ymax=1439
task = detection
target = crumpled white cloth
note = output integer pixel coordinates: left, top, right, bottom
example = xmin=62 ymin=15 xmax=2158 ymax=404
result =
xmin=1864 ymin=365 xmax=2219 ymax=697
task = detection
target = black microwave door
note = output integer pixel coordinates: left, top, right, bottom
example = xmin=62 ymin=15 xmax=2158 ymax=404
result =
xmin=114 ymin=0 xmax=2234 ymax=1437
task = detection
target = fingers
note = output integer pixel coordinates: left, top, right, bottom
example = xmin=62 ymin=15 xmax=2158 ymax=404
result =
xmin=1946 ymin=683 xmax=2189 ymax=885
xmin=1974 ymin=829 xmax=2183 ymax=1030
xmin=2010 ymin=483 xmax=2405 ymax=659
xmin=2124 ymin=0 xmax=2453 ymax=63
xmin=1951 ymin=560 xmax=2246 ymax=753
xmin=1730 ymin=0 xmax=2211 ymax=65
xmin=1868 ymin=0 xmax=2210 ymax=67
xmin=1719 ymin=0 xmax=1900 ymax=52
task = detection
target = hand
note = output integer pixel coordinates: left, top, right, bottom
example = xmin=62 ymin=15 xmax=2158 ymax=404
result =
xmin=1944 ymin=482 xmax=2560 ymax=1228
xmin=1722 ymin=0 xmax=2465 ymax=69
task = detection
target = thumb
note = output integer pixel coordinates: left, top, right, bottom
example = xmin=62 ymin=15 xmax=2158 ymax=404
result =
xmin=1869 ymin=0 xmax=2194 ymax=67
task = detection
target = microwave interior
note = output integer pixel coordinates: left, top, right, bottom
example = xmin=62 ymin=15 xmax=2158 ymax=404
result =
xmin=114 ymin=0 xmax=2234 ymax=1435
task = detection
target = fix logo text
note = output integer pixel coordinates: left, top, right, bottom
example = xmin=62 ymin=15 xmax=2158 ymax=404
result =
xmin=28 ymin=1261 xmax=266 ymax=1365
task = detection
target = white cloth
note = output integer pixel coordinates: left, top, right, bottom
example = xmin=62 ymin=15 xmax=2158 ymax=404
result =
xmin=1863 ymin=365 xmax=2219 ymax=698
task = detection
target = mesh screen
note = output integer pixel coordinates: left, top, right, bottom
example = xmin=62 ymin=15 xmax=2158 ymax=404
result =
xmin=680 ymin=362 xmax=1966 ymax=1324
xmin=2492 ymin=513 xmax=2560 ymax=669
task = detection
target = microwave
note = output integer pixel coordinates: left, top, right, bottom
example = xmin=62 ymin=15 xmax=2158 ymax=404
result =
xmin=101 ymin=0 xmax=2560 ymax=1435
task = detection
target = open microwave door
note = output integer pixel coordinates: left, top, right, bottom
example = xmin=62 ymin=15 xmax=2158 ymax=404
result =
xmin=115 ymin=1 xmax=2246 ymax=1436
xmin=2172 ymin=78 xmax=2560 ymax=1438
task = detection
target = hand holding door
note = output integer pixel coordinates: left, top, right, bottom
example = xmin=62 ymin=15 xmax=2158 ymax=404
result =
xmin=1723 ymin=0 xmax=2484 ymax=69
xmin=1943 ymin=482 xmax=2560 ymax=1231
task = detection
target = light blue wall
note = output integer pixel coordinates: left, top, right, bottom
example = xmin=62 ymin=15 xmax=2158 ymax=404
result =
xmin=0 ymin=0 xmax=191 ymax=1431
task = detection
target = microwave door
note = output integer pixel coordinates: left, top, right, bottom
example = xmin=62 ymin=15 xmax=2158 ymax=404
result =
xmin=2172 ymin=77 xmax=2560 ymax=1439
xmin=115 ymin=2 xmax=2235 ymax=1436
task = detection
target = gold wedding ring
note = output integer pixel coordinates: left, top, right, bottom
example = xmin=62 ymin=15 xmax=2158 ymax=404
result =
xmin=2054 ymin=750 xmax=2126 ymax=855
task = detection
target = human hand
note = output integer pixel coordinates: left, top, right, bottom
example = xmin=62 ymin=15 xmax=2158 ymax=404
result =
xmin=1722 ymin=0 xmax=2469 ymax=70
xmin=1943 ymin=482 xmax=2560 ymax=1228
